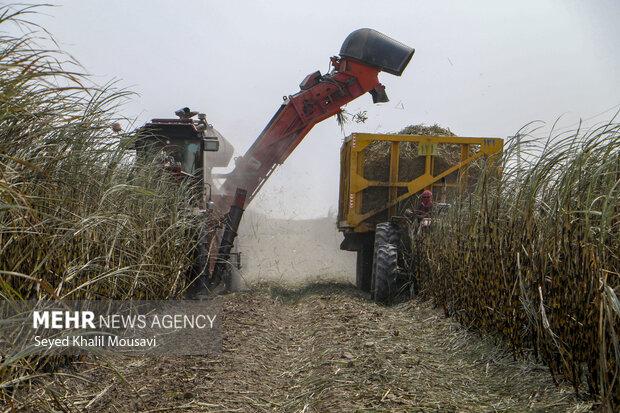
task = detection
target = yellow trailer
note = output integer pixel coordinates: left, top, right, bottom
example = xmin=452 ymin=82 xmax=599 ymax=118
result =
xmin=337 ymin=132 xmax=503 ymax=302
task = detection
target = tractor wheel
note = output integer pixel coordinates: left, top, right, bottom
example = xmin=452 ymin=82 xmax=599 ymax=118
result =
xmin=371 ymin=222 xmax=400 ymax=303
xmin=374 ymin=222 xmax=399 ymax=247
xmin=371 ymin=243 xmax=398 ymax=304
xmin=355 ymin=240 xmax=373 ymax=293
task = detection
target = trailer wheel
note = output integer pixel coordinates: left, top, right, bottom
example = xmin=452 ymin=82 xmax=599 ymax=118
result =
xmin=371 ymin=243 xmax=398 ymax=304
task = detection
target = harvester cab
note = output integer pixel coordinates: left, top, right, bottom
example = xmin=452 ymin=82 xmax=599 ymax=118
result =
xmin=135 ymin=108 xmax=234 ymax=207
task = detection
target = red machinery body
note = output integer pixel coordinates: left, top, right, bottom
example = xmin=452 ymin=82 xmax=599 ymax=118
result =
xmin=218 ymin=28 xmax=415 ymax=209
xmin=218 ymin=59 xmax=380 ymax=206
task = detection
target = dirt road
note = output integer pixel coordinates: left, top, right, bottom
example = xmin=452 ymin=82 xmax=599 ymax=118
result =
xmin=35 ymin=282 xmax=591 ymax=412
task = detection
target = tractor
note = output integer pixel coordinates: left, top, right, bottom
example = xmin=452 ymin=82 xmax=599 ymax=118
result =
xmin=337 ymin=133 xmax=503 ymax=303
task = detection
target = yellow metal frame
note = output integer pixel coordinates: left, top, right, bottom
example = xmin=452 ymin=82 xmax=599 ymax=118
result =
xmin=338 ymin=133 xmax=503 ymax=232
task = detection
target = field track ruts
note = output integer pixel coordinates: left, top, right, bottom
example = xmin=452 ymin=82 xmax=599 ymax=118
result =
xmin=34 ymin=282 xmax=591 ymax=412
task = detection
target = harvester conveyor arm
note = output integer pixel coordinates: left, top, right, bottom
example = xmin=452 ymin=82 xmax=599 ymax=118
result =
xmin=218 ymin=28 xmax=414 ymax=209
xmin=209 ymin=29 xmax=413 ymax=286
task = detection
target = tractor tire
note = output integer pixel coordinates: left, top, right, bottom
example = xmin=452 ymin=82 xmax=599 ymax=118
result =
xmin=371 ymin=222 xmax=400 ymax=303
xmin=371 ymin=243 xmax=399 ymax=304
xmin=356 ymin=241 xmax=373 ymax=293
xmin=374 ymin=222 xmax=400 ymax=247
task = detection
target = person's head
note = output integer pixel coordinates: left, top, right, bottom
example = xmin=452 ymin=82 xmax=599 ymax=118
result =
xmin=421 ymin=189 xmax=433 ymax=205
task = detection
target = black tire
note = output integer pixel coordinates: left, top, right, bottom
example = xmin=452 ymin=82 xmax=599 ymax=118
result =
xmin=371 ymin=243 xmax=398 ymax=304
xmin=371 ymin=222 xmax=395 ymax=297
xmin=356 ymin=241 xmax=373 ymax=293
xmin=374 ymin=222 xmax=399 ymax=246
xmin=371 ymin=222 xmax=400 ymax=303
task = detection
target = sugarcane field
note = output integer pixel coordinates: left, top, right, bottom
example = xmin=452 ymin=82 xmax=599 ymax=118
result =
xmin=1 ymin=1 xmax=619 ymax=412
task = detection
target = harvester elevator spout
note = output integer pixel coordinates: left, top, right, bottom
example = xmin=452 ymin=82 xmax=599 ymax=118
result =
xmin=217 ymin=28 xmax=414 ymax=209
xmin=210 ymin=28 xmax=414 ymax=286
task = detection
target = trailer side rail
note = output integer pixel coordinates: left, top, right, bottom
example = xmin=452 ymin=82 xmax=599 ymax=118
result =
xmin=338 ymin=133 xmax=503 ymax=231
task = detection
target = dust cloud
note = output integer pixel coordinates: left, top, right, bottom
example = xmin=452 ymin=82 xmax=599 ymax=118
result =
xmin=236 ymin=209 xmax=355 ymax=285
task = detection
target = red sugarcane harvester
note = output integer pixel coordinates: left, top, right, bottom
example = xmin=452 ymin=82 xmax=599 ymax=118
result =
xmin=134 ymin=29 xmax=414 ymax=294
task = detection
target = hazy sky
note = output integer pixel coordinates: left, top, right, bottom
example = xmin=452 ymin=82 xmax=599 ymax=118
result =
xmin=11 ymin=1 xmax=620 ymax=218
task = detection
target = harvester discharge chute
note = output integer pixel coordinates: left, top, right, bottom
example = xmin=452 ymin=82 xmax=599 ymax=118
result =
xmin=340 ymin=28 xmax=414 ymax=76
